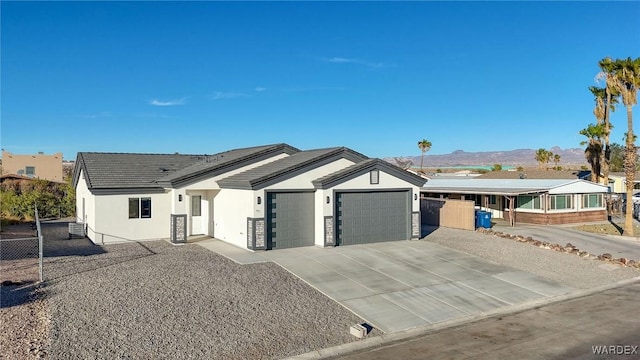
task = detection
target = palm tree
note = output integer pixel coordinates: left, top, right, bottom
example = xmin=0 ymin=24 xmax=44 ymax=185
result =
xmin=534 ymin=148 xmax=548 ymax=170
xmin=553 ymin=153 xmax=561 ymax=170
xmin=595 ymin=58 xmax=621 ymax=189
xmin=579 ymin=123 xmax=606 ymax=183
xmin=417 ymin=139 xmax=432 ymax=174
xmin=610 ymin=57 xmax=640 ymax=236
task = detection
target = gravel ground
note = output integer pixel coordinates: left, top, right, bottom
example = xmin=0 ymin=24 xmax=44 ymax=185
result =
xmin=423 ymin=227 xmax=640 ymax=289
xmin=40 ymin=222 xmax=371 ymax=360
xmin=0 ymin=284 xmax=49 ymax=360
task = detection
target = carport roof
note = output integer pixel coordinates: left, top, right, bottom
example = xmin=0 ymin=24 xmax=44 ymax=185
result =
xmin=217 ymin=147 xmax=369 ymax=190
xmin=421 ymin=178 xmax=600 ymax=196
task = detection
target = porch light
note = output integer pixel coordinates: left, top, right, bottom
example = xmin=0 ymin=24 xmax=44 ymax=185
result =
xmin=178 ymin=194 xmax=182 ymax=202
xmin=326 ymin=196 xmax=330 ymax=204
xmin=257 ymin=196 xmax=261 ymax=205
xmin=414 ymin=194 xmax=417 ymax=200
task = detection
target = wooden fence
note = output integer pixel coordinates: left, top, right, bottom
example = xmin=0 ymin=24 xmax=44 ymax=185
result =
xmin=421 ymin=197 xmax=475 ymax=231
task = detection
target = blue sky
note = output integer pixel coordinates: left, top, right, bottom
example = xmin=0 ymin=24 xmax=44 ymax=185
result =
xmin=2 ymin=1 xmax=639 ymax=160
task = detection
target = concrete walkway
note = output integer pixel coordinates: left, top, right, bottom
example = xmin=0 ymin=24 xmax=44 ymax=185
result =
xmin=492 ymin=221 xmax=640 ymax=260
xmin=197 ymin=239 xmax=573 ymax=333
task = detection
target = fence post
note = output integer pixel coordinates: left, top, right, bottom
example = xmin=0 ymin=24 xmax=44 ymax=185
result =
xmin=35 ymin=204 xmax=43 ymax=282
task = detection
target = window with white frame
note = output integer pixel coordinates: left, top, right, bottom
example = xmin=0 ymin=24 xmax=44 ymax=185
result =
xmin=582 ymin=194 xmax=603 ymax=208
xmin=517 ymin=195 xmax=541 ymax=209
xmin=192 ymin=195 xmax=202 ymax=216
xmin=550 ymin=194 xmax=573 ymax=210
xmin=129 ymin=197 xmax=152 ymax=219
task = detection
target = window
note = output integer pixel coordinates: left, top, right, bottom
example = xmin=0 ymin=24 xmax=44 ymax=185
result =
xmin=129 ymin=198 xmax=140 ymax=218
xmin=25 ymin=166 xmax=35 ymax=177
xmin=582 ymin=194 xmax=603 ymax=208
xmin=370 ymin=170 xmax=379 ymax=184
xmin=141 ymin=198 xmax=151 ymax=218
xmin=489 ymin=195 xmax=497 ymax=205
xmin=550 ymin=195 xmax=573 ymax=210
xmin=129 ymin=197 xmax=152 ymax=219
xmin=191 ymin=195 xmax=201 ymax=216
xmin=517 ymin=195 xmax=541 ymax=209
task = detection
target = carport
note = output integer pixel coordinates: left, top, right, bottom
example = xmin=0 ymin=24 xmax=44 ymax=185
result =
xmin=421 ymin=178 xmax=609 ymax=226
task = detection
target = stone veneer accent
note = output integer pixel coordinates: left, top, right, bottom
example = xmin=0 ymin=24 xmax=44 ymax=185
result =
xmin=255 ymin=219 xmax=265 ymax=248
xmin=247 ymin=218 xmax=254 ymax=249
xmin=170 ymin=214 xmax=187 ymax=243
xmin=247 ymin=218 xmax=266 ymax=249
xmin=324 ymin=216 xmax=334 ymax=246
xmin=411 ymin=212 xmax=420 ymax=239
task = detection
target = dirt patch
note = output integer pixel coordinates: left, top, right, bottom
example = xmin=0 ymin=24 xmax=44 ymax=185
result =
xmin=572 ymin=222 xmax=640 ymax=236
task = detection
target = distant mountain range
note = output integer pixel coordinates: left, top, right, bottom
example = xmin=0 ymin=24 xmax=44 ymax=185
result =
xmin=385 ymin=146 xmax=588 ymax=168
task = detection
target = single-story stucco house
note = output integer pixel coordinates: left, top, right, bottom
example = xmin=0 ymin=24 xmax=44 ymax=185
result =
xmin=73 ymin=144 xmax=426 ymax=249
xmin=421 ymin=178 xmax=609 ymax=226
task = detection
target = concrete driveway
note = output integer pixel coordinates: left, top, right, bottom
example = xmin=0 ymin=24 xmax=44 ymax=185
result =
xmin=206 ymin=240 xmax=573 ymax=333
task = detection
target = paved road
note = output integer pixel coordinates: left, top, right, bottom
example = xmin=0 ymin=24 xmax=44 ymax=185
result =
xmin=492 ymin=222 xmax=640 ymax=260
xmin=334 ymin=281 xmax=640 ymax=360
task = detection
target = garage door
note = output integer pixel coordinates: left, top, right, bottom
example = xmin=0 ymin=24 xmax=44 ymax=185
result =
xmin=266 ymin=192 xmax=314 ymax=249
xmin=336 ymin=191 xmax=410 ymax=246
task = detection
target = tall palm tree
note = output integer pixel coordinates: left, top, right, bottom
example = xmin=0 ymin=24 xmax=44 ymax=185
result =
xmin=417 ymin=139 xmax=432 ymax=174
xmin=595 ymin=57 xmax=621 ymax=189
xmin=610 ymin=57 xmax=640 ymax=236
xmin=553 ymin=153 xmax=561 ymax=170
xmin=579 ymin=123 xmax=606 ymax=183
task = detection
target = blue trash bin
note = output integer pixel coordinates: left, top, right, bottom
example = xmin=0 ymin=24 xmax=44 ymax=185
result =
xmin=475 ymin=210 xmax=482 ymax=229
xmin=481 ymin=211 xmax=492 ymax=228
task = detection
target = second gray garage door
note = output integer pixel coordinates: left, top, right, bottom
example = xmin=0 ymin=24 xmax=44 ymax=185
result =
xmin=336 ymin=191 xmax=410 ymax=246
xmin=266 ymin=192 xmax=314 ymax=249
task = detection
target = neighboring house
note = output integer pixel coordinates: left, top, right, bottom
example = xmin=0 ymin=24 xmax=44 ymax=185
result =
xmin=605 ymin=172 xmax=640 ymax=194
xmin=1 ymin=150 xmax=64 ymax=182
xmin=421 ymin=178 xmax=608 ymax=225
xmin=73 ymin=144 xmax=426 ymax=248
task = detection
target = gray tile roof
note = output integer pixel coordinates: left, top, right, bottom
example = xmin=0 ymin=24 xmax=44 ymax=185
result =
xmin=312 ymin=158 xmax=427 ymax=189
xmin=154 ymin=144 xmax=299 ymax=186
xmin=74 ymin=143 xmax=299 ymax=192
xmin=75 ymin=152 xmax=204 ymax=190
xmin=217 ymin=147 xmax=369 ymax=190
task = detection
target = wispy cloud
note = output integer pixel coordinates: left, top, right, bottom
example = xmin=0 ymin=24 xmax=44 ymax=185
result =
xmin=324 ymin=57 xmax=392 ymax=69
xmin=211 ymin=91 xmax=250 ymax=100
xmin=254 ymin=87 xmax=266 ymax=92
xmin=149 ymin=98 xmax=187 ymax=106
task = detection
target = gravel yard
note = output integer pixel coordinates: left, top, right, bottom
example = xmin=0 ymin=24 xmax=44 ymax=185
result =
xmin=40 ymin=222 xmax=370 ymax=360
xmin=423 ymin=227 xmax=640 ymax=289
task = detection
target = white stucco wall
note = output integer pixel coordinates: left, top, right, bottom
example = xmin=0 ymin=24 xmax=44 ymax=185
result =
xmin=92 ymin=192 xmax=171 ymax=244
xmin=74 ymin=170 xmax=96 ymax=241
xmin=265 ymin=158 xmax=356 ymax=190
xmin=324 ymin=170 xmax=420 ymax=213
xmin=213 ymin=189 xmax=254 ymax=249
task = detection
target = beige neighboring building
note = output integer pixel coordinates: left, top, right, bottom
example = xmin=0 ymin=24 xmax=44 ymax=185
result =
xmin=1 ymin=150 xmax=64 ymax=182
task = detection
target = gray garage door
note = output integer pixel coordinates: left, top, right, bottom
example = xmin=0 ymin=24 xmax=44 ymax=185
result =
xmin=336 ymin=191 xmax=410 ymax=246
xmin=266 ymin=192 xmax=314 ymax=249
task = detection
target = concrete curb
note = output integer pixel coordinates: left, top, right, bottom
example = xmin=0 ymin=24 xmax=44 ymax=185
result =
xmin=282 ymin=276 xmax=640 ymax=360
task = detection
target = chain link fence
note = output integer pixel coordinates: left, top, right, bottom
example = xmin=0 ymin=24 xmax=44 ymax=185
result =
xmin=0 ymin=205 xmax=43 ymax=285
